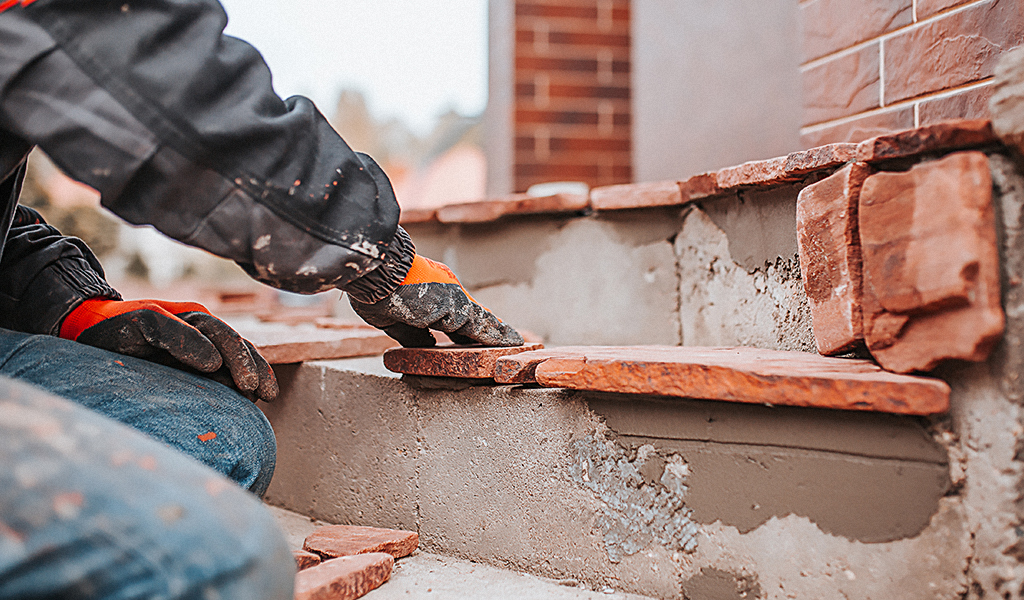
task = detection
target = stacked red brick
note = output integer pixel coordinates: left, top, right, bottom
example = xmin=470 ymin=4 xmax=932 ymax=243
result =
xmin=801 ymin=0 xmax=1024 ymax=147
xmin=513 ymin=0 xmax=631 ymax=192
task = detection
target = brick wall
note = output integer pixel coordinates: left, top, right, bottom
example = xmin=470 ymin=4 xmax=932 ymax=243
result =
xmin=512 ymin=0 xmax=632 ymax=193
xmin=801 ymin=0 xmax=1024 ymax=147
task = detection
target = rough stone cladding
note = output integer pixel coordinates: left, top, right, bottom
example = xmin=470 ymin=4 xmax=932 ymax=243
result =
xmin=800 ymin=0 xmax=1024 ymax=147
xmin=513 ymin=0 xmax=632 ymax=192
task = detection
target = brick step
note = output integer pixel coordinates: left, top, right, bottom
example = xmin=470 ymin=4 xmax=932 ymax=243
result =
xmin=261 ymin=357 xmax=956 ymax=600
xmin=381 ymin=344 xmax=949 ymax=416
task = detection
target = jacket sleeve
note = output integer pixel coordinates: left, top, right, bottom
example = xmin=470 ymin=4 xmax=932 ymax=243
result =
xmin=0 ymin=197 xmax=121 ymax=335
xmin=0 ymin=0 xmax=412 ymax=300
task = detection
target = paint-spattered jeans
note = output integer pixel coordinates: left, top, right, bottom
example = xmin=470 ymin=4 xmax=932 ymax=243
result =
xmin=0 ymin=329 xmax=294 ymax=599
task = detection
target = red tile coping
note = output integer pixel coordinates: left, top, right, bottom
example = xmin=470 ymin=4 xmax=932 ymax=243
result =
xmin=855 ymin=119 xmax=997 ymax=163
xmin=678 ymin=172 xmax=722 ymax=202
xmin=396 ymin=120 xmax=997 ymax=224
xmin=232 ymin=321 xmax=398 ymax=364
xmin=590 ymin=180 xmax=682 ymax=211
xmin=494 ymin=346 xmax=950 ymax=415
xmin=303 ymin=525 xmax=419 ymax=560
xmin=383 ymin=343 xmax=545 ymax=379
xmin=436 ymin=192 xmax=588 ymax=224
xmin=293 ymin=553 xmax=394 ymax=600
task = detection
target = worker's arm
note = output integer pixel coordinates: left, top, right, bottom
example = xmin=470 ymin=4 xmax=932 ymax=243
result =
xmin=0 ymin=2 xmax=407 ymax=296
xmin=0 ymin=0 xmax=520 ymax=347
xmin=0 ymin=190 xmax=278 ymax=401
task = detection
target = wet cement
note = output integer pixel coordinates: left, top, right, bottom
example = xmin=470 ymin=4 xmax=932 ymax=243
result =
xmin=586 ymin=393 xmax=950 ymax=543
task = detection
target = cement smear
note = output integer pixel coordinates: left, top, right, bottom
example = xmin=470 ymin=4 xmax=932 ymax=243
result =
xmin=570 ymin=427 xmax=699 ymax=563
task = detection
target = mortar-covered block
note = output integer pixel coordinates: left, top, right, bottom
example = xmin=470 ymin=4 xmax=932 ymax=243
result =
xmin=859 ymin=151 xmax=1005 ymax=372
xmin=797 ymin=162 xmax=873 ymax=355
xmin=293 ymin=553 xmax=394 ymax=600
xmin=304 ymin=525 xmax=419 ymax=560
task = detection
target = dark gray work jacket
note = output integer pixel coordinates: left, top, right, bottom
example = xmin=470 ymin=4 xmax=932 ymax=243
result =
xmin=0 ymin=0 xmax=413 ymax=335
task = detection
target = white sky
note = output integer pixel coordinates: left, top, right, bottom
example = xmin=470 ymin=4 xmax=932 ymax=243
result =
xmin=217 ymin=0 xmax=489 ymax=135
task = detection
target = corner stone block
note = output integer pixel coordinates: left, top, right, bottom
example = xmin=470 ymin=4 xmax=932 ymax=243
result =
xmin=859 ymin=151 xmax=1005 ymax=373
xmin=797 ymin=162 xmax=872 ymax=355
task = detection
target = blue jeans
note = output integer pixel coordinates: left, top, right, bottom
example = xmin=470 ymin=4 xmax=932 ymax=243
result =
xmin=0 ymin=329 xmax=293 ymax=599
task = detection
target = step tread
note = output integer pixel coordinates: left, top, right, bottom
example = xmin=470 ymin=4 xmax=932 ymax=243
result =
xmin=494 ymin=346 xmax=950 ymax=415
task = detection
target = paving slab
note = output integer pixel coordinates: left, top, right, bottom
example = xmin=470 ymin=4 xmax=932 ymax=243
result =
xmin=294 ymin=553 xmax=394 ymax=600
xmin=855 ymin=118 xmax=997 ymax=163
xmin=494 ymin=346 xmax=950 ymax=414
xmin=383 ymin=343 xmax=544 ymax=378
xmin=304 ymin=525 xmax=419 ymax=560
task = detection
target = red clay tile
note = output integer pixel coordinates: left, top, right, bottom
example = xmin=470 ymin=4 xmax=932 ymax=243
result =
xmin=383 ymin=343 xmax=545 ymax=379
xmin=784 ymin=143 xmax=858 ymax=176
xmin=303 ymin=525 xmax=419 ymax=560
xmin=800 ymin=106 xmax=916 ymax=148
xmin=294 ymin=550 xmax=322 ymax=571
xmin=859 ymin=151 xmax=1005 ymax=373
xmin=678 ymin=172 xmax=722 ymax=202
xmin=232 ymin=322 xmax=398 ymax=364
xmin=293 ymin=553 xmax=394 ymax=600
xmin=797 ymin=163 xmax=873 ymax=355
xmin=884 ymin=0 xmax=1024 ymax=105
xmin=494 ymin=346 xmax=950 ymax=415
xmin=435 ymin=193 xmax=588 ymax=223
xmin=855 ymin=119 xmax=998 ymax=163
xmin=590 ymin=181 xmax=683 ymax=210
xmin=398 ymin=207 xmax=438 ymax=225
xmin=803 ymin=43 xmax=881 ymax=126
xmin=715 ymin=156 xmax=792 ymax=190
xmin=801 ymin=0 xmax=912 ymax=62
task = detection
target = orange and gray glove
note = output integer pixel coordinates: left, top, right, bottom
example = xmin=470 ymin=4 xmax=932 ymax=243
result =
xmin=349 ymin=254 xmax=524 ymax=348
xmin=59 ymin=299 xmax=278 ymax=402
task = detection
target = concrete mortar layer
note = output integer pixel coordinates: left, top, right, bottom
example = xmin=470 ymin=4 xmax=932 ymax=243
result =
xmin=264 ymin=357 xmax=991 ymax=599
xmin=405 ymin=195 xmax=812 ymax=350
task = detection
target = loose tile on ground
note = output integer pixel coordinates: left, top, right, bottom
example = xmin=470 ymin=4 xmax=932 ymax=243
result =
xmin=304 ymin=525 xmax=419 ymax=560
xmin=294 ymin=553 xmax=394 ymax=600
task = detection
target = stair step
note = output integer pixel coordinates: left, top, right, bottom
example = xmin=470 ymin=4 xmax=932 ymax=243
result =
xmin=494 ymin=345 xmax=950 ymax=415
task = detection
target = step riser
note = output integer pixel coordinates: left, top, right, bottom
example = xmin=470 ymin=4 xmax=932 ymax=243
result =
xmin=262 ymin=360 xmax=964 ymax=599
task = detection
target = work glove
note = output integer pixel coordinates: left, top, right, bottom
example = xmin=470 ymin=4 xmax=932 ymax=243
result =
xmin=349 ymin=254 xmax=524 ymax=348
xmin=59 ymin=299 xmax=278 ymax=402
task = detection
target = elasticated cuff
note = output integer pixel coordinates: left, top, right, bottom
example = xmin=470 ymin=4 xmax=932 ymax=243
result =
xmin=343 ymin=226 xmax=416 ymax=304
xmin=17 ymin=258 xmax=121 ymax=335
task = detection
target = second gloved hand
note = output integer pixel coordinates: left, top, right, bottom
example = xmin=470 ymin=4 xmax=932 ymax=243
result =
xmin=60 ymin=299 xmax=278 ymax=402
xmin=349 ymin=255 xmax=524 ymax=348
